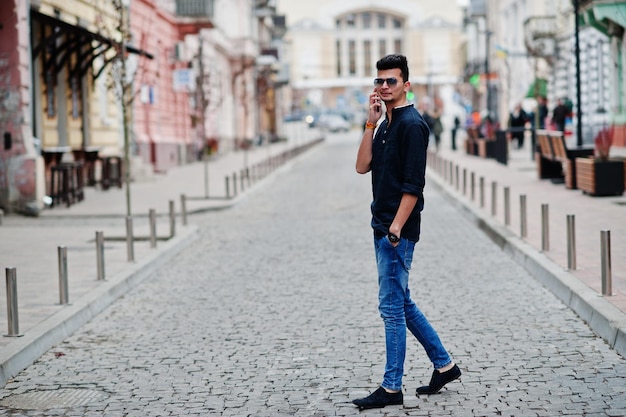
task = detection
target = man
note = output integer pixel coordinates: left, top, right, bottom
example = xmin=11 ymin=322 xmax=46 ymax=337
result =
xmin=552 ymin=98 xmax=569 ymax=133
xmin=353 ymin=54 xmax=461 ymax=410
xmin=508 ymin=103 xmax=528 ymax=149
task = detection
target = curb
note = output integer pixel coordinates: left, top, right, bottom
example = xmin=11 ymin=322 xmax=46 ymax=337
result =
xmin=0 ymin=225 xmax=199 ymax=387
xmin=427 ymin=170 xmax=626 ymax=359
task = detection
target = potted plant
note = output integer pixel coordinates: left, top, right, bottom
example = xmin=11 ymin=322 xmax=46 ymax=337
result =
xmin=575 ymin=127 xmax=624 ymax=196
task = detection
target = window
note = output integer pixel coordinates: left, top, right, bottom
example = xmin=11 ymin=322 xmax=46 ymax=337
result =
xmin=394 ymin=39 xmax=402 ymax=54
xmin=364 ymin=40 xmax=372 ymax=75
xmin=393 ymin=17 xmax=402 ymax=28
xmin=348 ymin=40 xmax=356 ymax=75
xmin=362 ymin=12 xmax=371 ymax=29
xmin=336 ymin=40 xmax=341 ymax=76
xmin=378 ymin=13 xmax=386 ymax=28
xmin=379 ymin=39 xmax=386 ymax=58
xmin=336 ymin=19 xmax=341 ymax=29
xmin=346 ymin=14 xmax=355 ymax=27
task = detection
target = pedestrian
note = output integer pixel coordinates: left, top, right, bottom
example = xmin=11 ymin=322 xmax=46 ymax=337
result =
xmin=536 ymin=95 xmax=548 ymax=129
xmin=353 ymin=54 xmax=461 ymax=410
xmin=421 ymin=107 xmax=443 ymax=151
xmin=451 ymin=115 xmax=460 ymax=151
xmin=552 ymin=98 xmax=569 ymax=133
xmin=508 ymin=103 xmax=528 ymax=149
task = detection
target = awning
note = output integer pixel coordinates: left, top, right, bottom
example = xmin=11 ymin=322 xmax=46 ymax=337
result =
xmin=580 ymin=2 xmax=626 ymax=36
xmin=594 ymin=3 xmax=626 ymax=28
xmin=526 ymin=78 xmax=548 ymax=98
xmin=30 ymin=10 xmax=153 ymax=80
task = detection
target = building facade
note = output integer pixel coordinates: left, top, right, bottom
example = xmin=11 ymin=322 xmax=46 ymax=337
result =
xmin=465 ymin=0 xmax=626 ymax=146
xmin=0 ymin=0 xmax=285 ymax=215
xmin=276 ymin=0 xmax=466 ymax=124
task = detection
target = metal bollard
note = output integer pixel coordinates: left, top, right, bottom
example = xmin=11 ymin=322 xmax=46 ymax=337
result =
xmin=233 ymin=172 xmax=238 ymax=196
xmin=240 ymin=169 xmax=245 ymax=191
xmin=169 ymin=200 xmax=176 ymax=238
xmin=541 ymin=204 xmax=549 ymax=251
xmin=504 ymin=187 xmax=510 ymax=226
xmin=58 ymin=246 xmax=69 ymax=304
xmin=470 ymin=172 xmax=475 ymax=201
xmin=225 ymin=176 xmax=230 ymax=199
xmin=566 ymin=214 xmax=576 ymax=270
xmin=520 ymin=195 xmax=527 ymax=238
xmin=601 ymin=230 xmax=612 ymax=296
xmin=126 ymin=216 xmax=134 ymax=262
xmin=455 ymin=166 xmax=459 ymax=190
xmin=491 ymin=181 xmax=497 ymax=216
xmin=4 ymin=268 xmax=22 ymax=337
xmin=181 ymin=194 xmax=188 ymax=226
xmin=479 ymin=177 xmax=485 ymax=208
xmin=204 ymin=156 xmax=209 ymax=199
xmin=96 ymin=231 xmax=105 ymax=280
xmin=0 ymin=209 xmax=3 ymax=225
xmin=463 ymin=168 xmax=467 ymax=195
xmin=149 ymin=209 xmax=157 ymax=248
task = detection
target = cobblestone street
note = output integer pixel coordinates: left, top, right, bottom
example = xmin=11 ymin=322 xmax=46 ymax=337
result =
xmin=0 ymin=135 xmax=624 ymax=416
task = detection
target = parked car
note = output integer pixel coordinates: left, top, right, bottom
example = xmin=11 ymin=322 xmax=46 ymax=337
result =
xmin=283 ymin=109 xmax=309 ymax=122
xmin=316 ymin=114 xmax=351 ymax=132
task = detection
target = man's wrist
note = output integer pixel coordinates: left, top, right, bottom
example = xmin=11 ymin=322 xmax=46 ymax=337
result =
xmin=365 ymin=121 xmax=377 ymax=130
xmin=387 ymin=232 xmax=400 ymax=243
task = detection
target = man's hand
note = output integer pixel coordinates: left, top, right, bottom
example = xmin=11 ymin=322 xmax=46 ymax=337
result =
xmin=368 ymin=89 xmax=383 ymax=123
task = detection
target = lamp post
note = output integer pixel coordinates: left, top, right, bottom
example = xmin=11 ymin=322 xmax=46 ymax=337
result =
xmin=574 ymin=0 xmax=583 ymax=146
xmin=485 ymin=30 xmax=493 ymax=119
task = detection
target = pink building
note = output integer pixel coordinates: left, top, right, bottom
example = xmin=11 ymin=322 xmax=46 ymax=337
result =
xmin=131 ymin=0 xmax=204 ymax=172
xmin=0 ymin=0 xmax=208 ymax=214
xmin=0 ymin=1 xmax=40 ymax=215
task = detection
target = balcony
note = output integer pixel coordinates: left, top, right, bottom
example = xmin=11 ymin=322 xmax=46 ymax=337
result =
xmin=524 ymin=16 xmax=557 ymax=59
xmin=176 ymin=0 xmax=214 ymax=18
xmin=468 ymin=0 xmax=486 ymax=17
xmin=175 ymin=0 xmax=215 ymax=36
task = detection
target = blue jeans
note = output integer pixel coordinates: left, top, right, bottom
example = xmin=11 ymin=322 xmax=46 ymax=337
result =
xmin=374 ymin=236 xmax=452 ymax=391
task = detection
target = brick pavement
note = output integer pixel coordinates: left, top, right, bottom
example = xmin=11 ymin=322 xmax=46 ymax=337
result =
xmin=427 ymin=133 xmax=626 ymax=358
xmin=0 ymin=133 xmax=623 ymax=415
xmin=0 ymin=124 xmax=323 ymax=387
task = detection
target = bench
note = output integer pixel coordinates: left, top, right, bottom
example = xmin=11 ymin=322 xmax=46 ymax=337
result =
xmin=535 ymin=130 xmax=594 ymax=188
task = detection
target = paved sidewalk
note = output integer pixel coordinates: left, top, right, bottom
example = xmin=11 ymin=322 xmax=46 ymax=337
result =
xmin=0 ymin=124 xmax=323 ymax=386
xmin=0 ymin=122 xmax=624 ymax=391
xmin=427 ymin=133 xmax=626 ymax=357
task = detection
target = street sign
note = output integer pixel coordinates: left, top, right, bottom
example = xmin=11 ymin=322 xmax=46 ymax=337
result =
xmin=173 ymin=68 xmax=195 ymax=92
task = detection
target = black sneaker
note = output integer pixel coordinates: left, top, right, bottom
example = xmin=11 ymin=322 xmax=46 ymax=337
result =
xmin=415 ymin=364 xmax=462 ymax=395
xmin=352 ymin=386 xmax=403 ymax=410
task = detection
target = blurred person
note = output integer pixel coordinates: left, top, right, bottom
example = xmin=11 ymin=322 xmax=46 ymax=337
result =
xmin=536 ymin=96 xmax=548 ymax=129
xmin=552 ymin=98 xmax=570 ymax=133
xmin=451 ymin=115 xmax=460 ymax=151
xmin=353 ymin=54 xmax=461 ymax=410
xmin=508 ymin=103 xmax=528 ymax=149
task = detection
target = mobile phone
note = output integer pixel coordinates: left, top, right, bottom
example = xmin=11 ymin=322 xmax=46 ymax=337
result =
xmin=373 ymin=95 xmax=381 ymax=112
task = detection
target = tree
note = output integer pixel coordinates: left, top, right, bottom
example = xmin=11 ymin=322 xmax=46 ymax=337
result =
xmin=92 ymin=0 xmax=151 ymax=217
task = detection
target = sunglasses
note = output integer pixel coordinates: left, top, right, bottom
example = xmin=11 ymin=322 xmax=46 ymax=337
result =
xmin=374 ymin=77 xmax=399 ymax=87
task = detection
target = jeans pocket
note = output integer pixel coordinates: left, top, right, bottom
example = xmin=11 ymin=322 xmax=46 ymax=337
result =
xmin=400 ymin=240 xmax=415 ymax=271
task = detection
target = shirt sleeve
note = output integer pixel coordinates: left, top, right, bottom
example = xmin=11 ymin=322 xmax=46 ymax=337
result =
xmin=400 ymin=118 xmax=428 ymax=197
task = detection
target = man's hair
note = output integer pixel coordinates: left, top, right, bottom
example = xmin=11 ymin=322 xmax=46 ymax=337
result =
xmin=376 ymin=54 xmax=409 ymax=82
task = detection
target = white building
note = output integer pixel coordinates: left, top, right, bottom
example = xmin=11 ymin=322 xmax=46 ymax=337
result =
xmin=276 ymin=0 xmax=467 ymax=125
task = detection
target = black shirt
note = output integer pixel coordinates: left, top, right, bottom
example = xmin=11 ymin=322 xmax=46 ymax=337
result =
xmin=370 ymin=104 xmax=429 ymax=242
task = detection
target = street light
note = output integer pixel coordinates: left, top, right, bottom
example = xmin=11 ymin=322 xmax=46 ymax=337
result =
xmin=484 ymin=30 xmax=493 ymax=120
xmin=574 ymin=0 xmax=583 ymax=146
